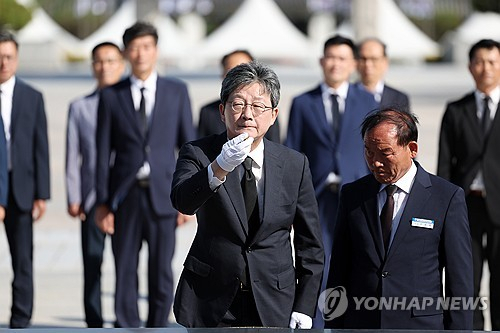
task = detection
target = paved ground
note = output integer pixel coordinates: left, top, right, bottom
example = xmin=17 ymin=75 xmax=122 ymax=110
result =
xmin=0 ymin=63 xmax=492 ymax=329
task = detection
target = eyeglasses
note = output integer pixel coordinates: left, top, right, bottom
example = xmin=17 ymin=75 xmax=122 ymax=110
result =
xmin=230 ymin=100 xmax=273 ymax=117
xmin=359 ymin=56 xmax=384 ymax=63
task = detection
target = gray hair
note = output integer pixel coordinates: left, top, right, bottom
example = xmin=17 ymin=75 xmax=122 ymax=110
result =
xmin=220 ymin=61 xmax=280 ymax=108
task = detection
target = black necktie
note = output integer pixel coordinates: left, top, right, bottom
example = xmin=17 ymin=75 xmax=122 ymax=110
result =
xmin=482 ymin=96 xmax=491 ymax=136
xmin=139 ymin=87 xmax=147 ymax=136
xmin=242 ymin=157 xmax=259 ymax=236
xmin=380 ymin=185 xmax=397 ymax=252
xmin=331 ymin=94 xmax=340 ymax=134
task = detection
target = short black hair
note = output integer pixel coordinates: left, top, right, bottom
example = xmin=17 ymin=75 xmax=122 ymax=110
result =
xmin=361 ymin=108 xmax=419 ymax=146
xmin=0 ymin=30 xmax=18 ymax=50
xmin=323 ymin=34 xmax=358 ymax=58
xmin=123 ymin=21 xmax=158 ymax=49
xmin=468 ymin=39 xmax=500 ymax=63
xmin=91 ymin=41 xmax=121 ymax=60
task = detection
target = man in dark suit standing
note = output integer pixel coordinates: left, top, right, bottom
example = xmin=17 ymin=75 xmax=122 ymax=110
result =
xmin=198 ymin=49 xmax=280 ymax=142
xmin=356 ymin=38 xmax=410 ymax=110
xmin=65 ymin=41 xmax=125 ymax=327
xmin=172 ymin=61 xmax=324 ymax=328
xmin=285 ymin=34 xmax=377 ymax=328
xmin=437 ymin=38 xmax=500 ymax=330
xmin=95 ymin=22 xmax=196 ymax=327
xmin=326 ymin=108 xmax=473 ymax=330
xmin=0 ymin=30 xmax=50 ymax=329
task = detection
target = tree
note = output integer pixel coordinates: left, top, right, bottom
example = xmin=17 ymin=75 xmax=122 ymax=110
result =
xmin=0 ymin=0 xmax=32 ymax=31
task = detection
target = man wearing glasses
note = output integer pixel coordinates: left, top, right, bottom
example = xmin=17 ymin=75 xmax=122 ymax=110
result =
xmin=356 ymin=37 xmax=410 ymax=110
xmin=171 ymin=61 xmax=324 ymax=328
xmin=285 ymin=34 xmax=377 ymax=328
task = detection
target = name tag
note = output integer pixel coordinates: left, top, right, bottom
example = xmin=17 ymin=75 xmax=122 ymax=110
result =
xmin=411 ymin=217 xmax=434 ymax=229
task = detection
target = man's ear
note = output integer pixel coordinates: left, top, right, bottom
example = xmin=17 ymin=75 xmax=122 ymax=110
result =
xmin=219 ymin=103 xmax=225 ymax=123
xmin=408 ymin=141 xmax=418 ymax=158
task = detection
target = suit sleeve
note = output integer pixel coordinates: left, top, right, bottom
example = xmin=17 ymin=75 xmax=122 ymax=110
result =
xmin=95 ymin=91 xmax=111 ymax=206
xmin=34 ymin=91 xmax=50 ymax=200
xmin=170 ymin=142 xmax=215 ymax=215
xmin=292 ymin=155 xmax=325 ymax=317
xmin=284 ymin=98 xmax=303 ymax=151
xmin=0 ymin=116 xmax=8 ymax=206
xmin=442 ymin=187 xmax=473 ymax=329
xmin=65 ymin=102 xmax=82 ymax=206
xmin=437 ymin=104 xmax=455 ymax=180
xmin=324 ymin=186 xmax=351 ymax=328
xmin=176 ymin=84 xmax=196 ymax=148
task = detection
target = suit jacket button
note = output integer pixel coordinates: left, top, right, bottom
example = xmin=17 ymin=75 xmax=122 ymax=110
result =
xmin=246 ymin=247 xmax=252 ymax=253
xmin=382 ymin=271 xmax=389 ymax=278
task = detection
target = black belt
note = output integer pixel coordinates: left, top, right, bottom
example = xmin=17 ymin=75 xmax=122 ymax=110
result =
xmin=469 ymin=189 xmax=486 ymax=198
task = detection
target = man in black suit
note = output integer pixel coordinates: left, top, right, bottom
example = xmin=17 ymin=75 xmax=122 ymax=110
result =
xmin=172 ymin=61 xmax=324 ymax=328
xmin=95 ymin=22 xmax=196 ymax=327
xmin=0 ymin=30 xmax=50 ymax=329
xmin=326 ymin=108 xmax=472 ymax=330
xmin=198 ymin=49 xmax=280 ymax=142
xmin=356 ymin=37 xmax=410 ymax=110
xmin=438 ymin=38 xmax=500 ymax=330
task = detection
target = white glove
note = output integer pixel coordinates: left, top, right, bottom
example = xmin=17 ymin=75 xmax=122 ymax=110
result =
xmin=216 ymin=133 xmax=254 ymax=172
xmin=289 ymin=311 xmax=312 ymax=329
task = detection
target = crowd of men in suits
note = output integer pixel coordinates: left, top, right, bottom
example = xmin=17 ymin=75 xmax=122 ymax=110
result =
xmin=0 ymin=21 xmax=499 ymax=330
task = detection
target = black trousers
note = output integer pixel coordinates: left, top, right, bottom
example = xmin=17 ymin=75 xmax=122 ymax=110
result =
xmin=112 ymin=184 xmax=176 ymax=328
xmin=81 ymin=206 xmax=106 ymax=327
xmin=4 ymin=185 xmax=33 ymax=328
xmin=467 ymin=194 xmax=500 ymax=330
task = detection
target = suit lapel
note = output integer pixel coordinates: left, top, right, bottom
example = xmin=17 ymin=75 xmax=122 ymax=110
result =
xmin=363 ymin=177 xmax=386 ymax=262
xmin=10 ymin=82 xmax=22 ymax=138
xmin=248 ymin=141 xmax=284 ymax=245
xmin=148 ymin=77 xmax=166 ymax=140
xmin=214 ymin=134 xmax=248 ymax=237
xmin=118 ymin=78 xmax=142 ymax=138
xmin=310 ymin=86 xmax=334 ymax=143
xmin=463 ymin=94 xmax=484 ymax=146
xmin=484 ymin=102 xmax=500 ymax=147
xmin=387 ymin=164 xmax=432 ymax=259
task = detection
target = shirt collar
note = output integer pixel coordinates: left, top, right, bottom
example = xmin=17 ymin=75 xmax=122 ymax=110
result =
xmin=247 ymin=138 xmax=264 ymax=170
xmin=475 ymin=85 xmax=500 ymax=104
xmin=380 ymin=160 xmax=417 ymax=194
xmin=0 ymin=75 xmax=16 ymax=96
xmin=321 ymin=81 xmax=349 ymax=100
xmin=374 ymin=80 xmax=385 ymax=96
xmin=130 ymin=72 xmax=158 ymax=91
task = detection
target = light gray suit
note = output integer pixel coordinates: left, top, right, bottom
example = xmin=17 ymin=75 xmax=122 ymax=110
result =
xmin=65 ymin=90 xmax=106 ymax=327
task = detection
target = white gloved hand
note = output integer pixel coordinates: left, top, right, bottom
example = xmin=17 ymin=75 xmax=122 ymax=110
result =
xmin=216 ymin=133 xmax=254 ymax=172
xmin=289 ymin=311 xmax=313 ymax=329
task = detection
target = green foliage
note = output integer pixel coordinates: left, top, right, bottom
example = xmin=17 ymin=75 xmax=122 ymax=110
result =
xmin=434 ymin=12 xmax=464 ymax=40
xmin=0 ymin=0 xmax=32 ymax=31
xmin=37 ymin=0 xmax=113 ymax=39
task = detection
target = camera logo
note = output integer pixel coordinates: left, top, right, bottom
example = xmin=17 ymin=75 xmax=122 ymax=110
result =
xmin=318 ymin=286 xmax=348 ymax=321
